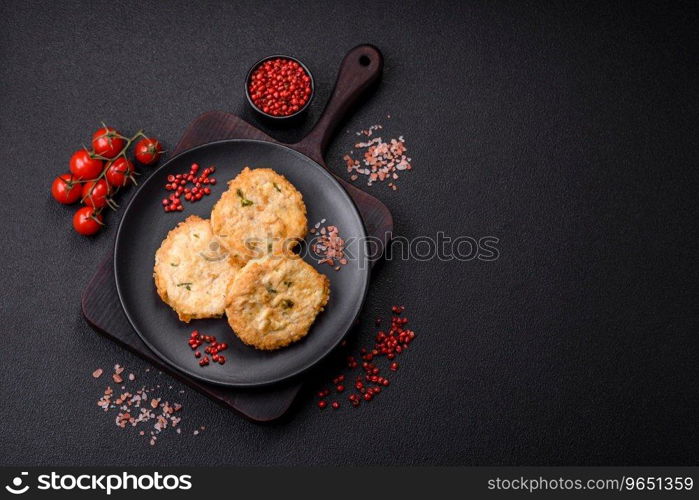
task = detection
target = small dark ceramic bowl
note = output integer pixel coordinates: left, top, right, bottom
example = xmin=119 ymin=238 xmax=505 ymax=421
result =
xmin=244 ymin=54 xmax=315 ymax=120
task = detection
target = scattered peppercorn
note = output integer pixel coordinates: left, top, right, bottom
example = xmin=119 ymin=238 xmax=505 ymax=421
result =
xmin=163 ymin=163 xmax=216 ymax=212
xmin=313 ymin=305 xmax=414 ymax=411
xmin=188 ymin=330 xmax=229 ymax=366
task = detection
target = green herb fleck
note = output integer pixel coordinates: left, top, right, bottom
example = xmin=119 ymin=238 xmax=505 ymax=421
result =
xmin=267 ymin=242 xmax=273 ymax=252
xmin=236 ymin=189 xmax=253 ymax=207
xmin=283 ymin=280 xmax=293 ymax=287
xmin=273 ymin=182 xmax=282 ymax=193
xmin=170 ymin=263 xmax=179 ymax=267
xmin=177 ymin=282 xmax=192 ymax=291
xmin=193 ymin=234 xmax=199 ymax=239
xmin=281 ymin=299 xmax=294 ymax=309
xmin=265 ymin=284 xmax=278 ymax=294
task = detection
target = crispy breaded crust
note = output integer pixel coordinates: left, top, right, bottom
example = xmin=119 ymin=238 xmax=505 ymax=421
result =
xmin=210 ymin=167 xmax=308 ymax=265
xmin=153 ymin=215 xmax=240 ymax=322
xmin=225 ymin=254 xmax=330 ymax=350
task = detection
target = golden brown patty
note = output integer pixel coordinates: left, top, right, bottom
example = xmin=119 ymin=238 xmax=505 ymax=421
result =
xmin=210 ymin=167 xmax=307 ymax=265
xmin=153 ymin=215 xmax=241 ymax=322
xmin=225 ymin=254 xmax=330 ymax=350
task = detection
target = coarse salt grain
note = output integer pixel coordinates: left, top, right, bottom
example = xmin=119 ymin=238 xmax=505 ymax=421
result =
xmin=309 ymin=220 xmax=347 ymax=270
xmin=344 ymin=127 xmax=412 ymax=190
xmin=92 ymin=366 xmax=199 ymax=447
xmin=356 ymin=124 xmax=382 ymax=137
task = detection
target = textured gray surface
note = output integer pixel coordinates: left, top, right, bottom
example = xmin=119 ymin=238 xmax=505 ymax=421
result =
xmin=0 ymin=0 xmax=697 ymax=465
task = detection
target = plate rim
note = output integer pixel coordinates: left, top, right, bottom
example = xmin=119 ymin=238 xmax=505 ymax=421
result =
xmin=113 ymin=138 xmax=370 ymax=387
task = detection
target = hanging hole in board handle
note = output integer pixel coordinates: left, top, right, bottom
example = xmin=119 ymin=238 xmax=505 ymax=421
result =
xmin=291 ymin=45 xmax=383 ymax=166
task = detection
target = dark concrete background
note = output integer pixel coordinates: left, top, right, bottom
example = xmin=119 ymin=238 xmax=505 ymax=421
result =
xmin=0 ymin=0 xmax=697 ymax=465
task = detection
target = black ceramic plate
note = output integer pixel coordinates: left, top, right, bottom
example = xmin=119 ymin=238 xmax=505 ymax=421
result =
xmin=114 ymin=140 xmax=369 ymax=387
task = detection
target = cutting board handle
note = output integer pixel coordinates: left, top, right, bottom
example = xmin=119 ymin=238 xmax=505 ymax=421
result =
xmin=292 ymin=44 xmax=383 ymax=165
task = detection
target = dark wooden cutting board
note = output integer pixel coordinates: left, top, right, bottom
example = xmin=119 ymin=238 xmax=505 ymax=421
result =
xmin=81 ymin=45 xmax=393 ymax=422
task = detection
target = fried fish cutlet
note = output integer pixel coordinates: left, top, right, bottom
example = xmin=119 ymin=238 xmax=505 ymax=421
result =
xmin=153 ymin=215 xmax=240 ymax=323
xmin=210 ymin=167 xmax=307 ymax=265
xmin=225 ymin=254 xmax=330 ymax=350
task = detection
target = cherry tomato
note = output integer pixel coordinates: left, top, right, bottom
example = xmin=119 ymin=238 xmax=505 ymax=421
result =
xmin=82 ymin=178 xmax=110 ymax=208
xmin=92 ymin=127 xmax=125 ymax=159
xmin=69 ymin=149 xmax=103 ymax=180
xmin=106 ymin=157 xmax=134 ymax=187
xmin=73 ymin=206 xmax=103 ymax=235
xmin=134 ymin=137 xmax=162 ymax=165
xmin=51 ymin=174 xmax=82 ymax=204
